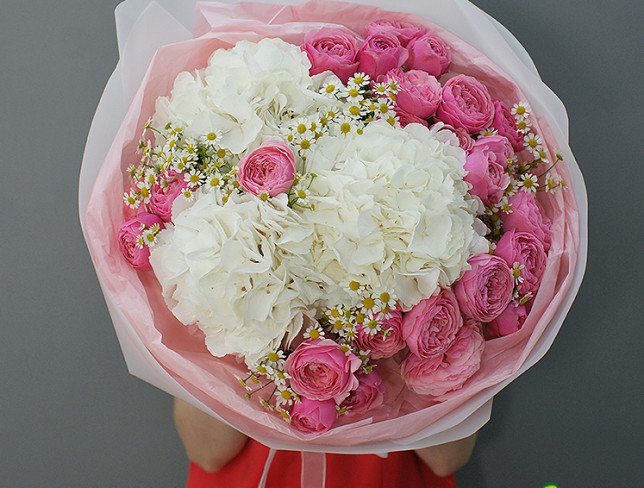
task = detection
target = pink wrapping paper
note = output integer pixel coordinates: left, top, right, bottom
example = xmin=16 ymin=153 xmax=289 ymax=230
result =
xmin=80 ymin=0 xmax=587 ymax=453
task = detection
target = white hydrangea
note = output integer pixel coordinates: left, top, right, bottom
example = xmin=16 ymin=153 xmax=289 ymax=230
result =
xmin=303 ymin=121 xmax=488 ymax=310
xmin=149 ymin=191 xmax=327 ymax=366
xmin=154 ymin=38 xmax=338 ymax=155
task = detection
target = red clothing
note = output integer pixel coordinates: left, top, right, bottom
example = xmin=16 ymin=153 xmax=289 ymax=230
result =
xmin=187 ymin=438 xmax=457 ymax=488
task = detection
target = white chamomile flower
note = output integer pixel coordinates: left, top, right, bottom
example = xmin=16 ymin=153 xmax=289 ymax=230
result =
xmin=325 ymin=304 xmax=344 ymax=319
xmin=377 ymin=291 xmax=397 ymax=313
xmin=516 ymin=116 xmax=532 ymax=134
xmin=362 ymin=316 xmax=382 ymax=336
xmin=334 ymin=115 xmax=359 ymax=137
xmin=293 ymin=181 xmax=311 ymax=205
xmin=373 ymin=98 xmax=396 ymax=120
xmin=344 ymin=102 xmax=367 ymax=120
xmin=292 ymin=117 xmax=312 ymax=137
xmin=373 ymin=82 xmax=390 ymax=96
xmin=276 ymin=387 xmax=295 ymax=407
xmin=387 ymin=79 xmax=400 ymax=94
xmin=126 ymin=165 xmax=137 ymax=179
xmin=142 ymin=229 xmax=158 ymax=247
xmin=321 ymin=79 xmax=341 ymax=97
xmin=349 ymin=72 xmax=370 ymax=87
xmin=338 ymin=323 xmax=357 ymax=340
xmin=294 ymin=132 xmax=316 ymax=156
xmin=184 ymin=169 xmax=205 ymax=188
xmin=342 ymin=84 xmax=365 ymax=103
xmin=303 ymin=324 xmax=325 ymax=340
xmin=200 ymin=130 xmax=222 ymax=145
xmin=512 ymin=101 xmax=531 ymax=118
xmin=254 ymin=362 xmax=275 ymax=377
xmin=135 ymin=234 xmax=146 ymax=249
xmin=545 ymin=176 xmax=561 ymax=193
xmin=511 ymin=262 xmax=525 ymax=284
xmin=180 ymin=187 xmax=194 ymax=201
xmin=205 ymin=173 xmax=223 ymax=191
xmin=535 ymin=147 xmax=550 ymax=163
xmin=272 ymin=369 xmax=290 ymax=387
xmin=497 ymin=196 xmax=512 ymax=214
xmin=136 ymin=181 xmax=152 ymax=203
xmin=479 ymin=127 xmax=498 ymax=137
xmin=123 ymin=190 xmax=141 ymax=209
xmin=523 ymin=133 xmax=544 ymax=156
xmin=519 ymin=173 xmax=539 ymax=192
xmin=266 ymin=351 xmax=286 ymax=367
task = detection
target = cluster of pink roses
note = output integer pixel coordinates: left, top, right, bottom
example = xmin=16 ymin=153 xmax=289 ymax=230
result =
xmin=302 ymin=20 xmax=523 ymax=140
xmin=284 ymin=339 xmax=386 ymax=434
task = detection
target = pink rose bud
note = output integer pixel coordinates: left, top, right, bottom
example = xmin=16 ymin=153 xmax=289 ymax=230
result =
xmin=464 ymin=136 xmax=514 ymax=205
xmin=403 ymin=288 xmax=463 ymax=359
xmin=148 ymin=170 xmax=188 ymax=222
xmin=386 ymin=68 xmax=441 ymax=119
xmin=406 ymin=33 xmax=451 ymax=77
xmin=396 ymin=109 xmax=429 ymax=128
xmin=436 ymin=75 xmax=495 ymax=133
xmin=118 ymin=213 xmax=165 ymax=270
xmin=495 ymin=229 xmax=547 ymax=296
xmin=290 ymin=397 xmax=337 ymax=434
xmin=491 ymin=99 xmax=524 ymax=152
xmin=501 ymin=192 xmax=552 ymax=252
xmin=341 ymin=371 xmax=385 ymax=416
xmin=486 ymin=304 xmax=528 ymax=339
xmin=366 ymin=19 xmax=428 ymax=47
xmin=236 ymin=141 xmax=297 ymax=197
xmin=355 ymin=309 xmax=405 ymax=359
xmin=285 ymin=339 xmax=361 ymax=404
xmin=302 ymin=29 xmax=360 ymax=83
xmin=455 ymin=254 xmax=514 ymax=322
xmin=357 ymin=32 xmax=408 ymax=81
xmin=402 ymin=320 xmax=484 ymax=396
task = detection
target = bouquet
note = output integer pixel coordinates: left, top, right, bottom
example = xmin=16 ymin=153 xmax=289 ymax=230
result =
xmin=81 ymin=0 xmax=586 ymax=463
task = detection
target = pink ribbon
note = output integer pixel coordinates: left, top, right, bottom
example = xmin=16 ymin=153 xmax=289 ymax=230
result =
xmin=257 ymin=448 xmax=327 ymax=488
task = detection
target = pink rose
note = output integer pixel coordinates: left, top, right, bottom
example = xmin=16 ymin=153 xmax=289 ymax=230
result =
xmin=386 ymin=68 xmax=441 ymax=119
xmin=366 ymin=19 xmax=427 ymax=46
xmin=147 ymin=171 xmax=187 ymax=222
xmin=403 ymin=288 xmax=463 ymax=359
xmin=432 ymin=123 xmax=474 ymax=152
xmin=486 ymin=304 xmax=527 ymax=339
xmin=491 ymin=99 xmax=524 ymax=152
xmin=118 ymin=213 xmax=164 ymax=271
xmin=341 ymin=371 xmax=385 ymax=416
xmin=357 ymin=33 xmax=408 ymax=81
xmin=455 ymin=254 xmax=514 ymax=322
xmin=396 ymin=109 xmax=429 ymax=128
xmin=501 ymin=192 xmax=552 ymax=252
xmin=302 ymin=29 xmax=360 ymax=84
xmin=406 ymin=33 xmax=451 ymax=77
xmin=236 ymin=142 xmax=296 ymax=197
xmin=495 ymin=229 xmax=547 ymax=296
xmin=464 ymin=136 xmax=514 ymax=205
xmin=472 ymin=135 xmax=514 ymax=168
xmin=355 ymin=308 xmax=405 ymax=359
xmin=290 ymin=398 xmax=337 ymax=434
xmin=436 ymin=75 xmax=495 ymax=133
xmin=402 ymin=320 xmax=484 ymax=396
xmin=285 ymin=339 xmax=361 ymax=403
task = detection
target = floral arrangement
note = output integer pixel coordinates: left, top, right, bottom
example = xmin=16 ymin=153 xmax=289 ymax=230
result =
xmin=115 ymin=21 xmax=565 ymax=434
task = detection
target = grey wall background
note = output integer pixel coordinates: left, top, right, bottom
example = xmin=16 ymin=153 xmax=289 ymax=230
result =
xmin=1 ymin=0 xmax=642 ymax=486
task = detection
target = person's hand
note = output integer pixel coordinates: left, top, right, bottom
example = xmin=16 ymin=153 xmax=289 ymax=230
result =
xmin=173 ymin=398 xmax=249 ymax=473
xmin=414 ymin=431 xmax=478 ymax=477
